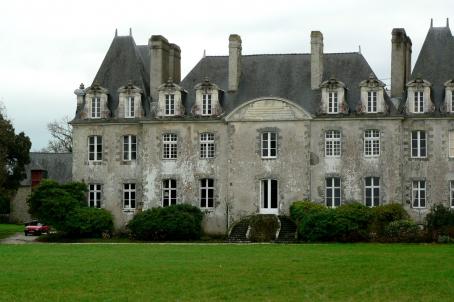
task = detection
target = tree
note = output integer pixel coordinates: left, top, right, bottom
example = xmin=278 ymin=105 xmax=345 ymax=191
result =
xmin=0 ymin=107 xmax=31 ymax=208
xmin=46 ymin=116 xmax=72 ymax=153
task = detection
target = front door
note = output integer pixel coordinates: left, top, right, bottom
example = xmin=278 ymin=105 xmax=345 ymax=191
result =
xmin=260 ymin=179 xmax=278 ymax=214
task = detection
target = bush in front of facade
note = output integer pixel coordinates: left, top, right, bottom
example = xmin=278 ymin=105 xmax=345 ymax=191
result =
xmin=290 ymin=200 xmax=326 ymax=224
xmin=127 ymin=204 xmax=203 ymax=241
xmin=0 ymin=193 xmax=10 ymax=214
xmin=64 ymin=207 xmax=113 ymax=238
xmin=370 ymin=203 xmax=409 ymax=237
xmin=334 ymin=203 xmax=372 ymax=242
xmin=425 ymin=204 xmax=454 ymax=241
xmin=248 ymin=214 xmax=280 ymax=242
xmin=383 ymin=219 xmax=422 ymax=243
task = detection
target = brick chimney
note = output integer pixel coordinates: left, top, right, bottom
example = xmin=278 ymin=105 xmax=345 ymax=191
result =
xmin=311 ymin=31 xmax=324 ymax=90
xmin=149 ymin=35 xmax=170 ymax=100
xmin=228 ymin=34 xmax=242 ymax=92
xmin=169 ymin=43 xmax=181 ymax=83
xmin=391 ymin=28 xmax=412 ymax=98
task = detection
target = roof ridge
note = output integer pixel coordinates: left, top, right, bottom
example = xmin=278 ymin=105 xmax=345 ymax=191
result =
xmin=205 ymin=51 xmax=360 ymax=58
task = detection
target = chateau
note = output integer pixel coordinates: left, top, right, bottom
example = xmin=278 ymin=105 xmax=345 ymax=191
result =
xmin=71 ymin=21 xmax=454 ymax=234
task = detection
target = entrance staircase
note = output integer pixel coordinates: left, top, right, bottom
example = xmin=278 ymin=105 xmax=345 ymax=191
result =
xmin=227 ymin=217 xmax=250 ymax=242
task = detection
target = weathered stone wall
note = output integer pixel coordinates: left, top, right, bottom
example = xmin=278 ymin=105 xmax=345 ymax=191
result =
xmin=10 ymin=186 xmax=32 ymax=223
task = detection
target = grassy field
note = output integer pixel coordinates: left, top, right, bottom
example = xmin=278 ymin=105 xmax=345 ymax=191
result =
xmin=0 ymin=224 xmax=23 ymax=240
xmin=0 ymin=243 xmax=453 ymax=301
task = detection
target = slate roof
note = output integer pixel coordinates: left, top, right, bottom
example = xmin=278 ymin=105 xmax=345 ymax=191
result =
xmin=181 ymin=53 xmax=392 ymax=115
xmin=412 ymin=26 xmax=454 ymax=110
xmin=20 ymin=153 xmax=73 ymax=186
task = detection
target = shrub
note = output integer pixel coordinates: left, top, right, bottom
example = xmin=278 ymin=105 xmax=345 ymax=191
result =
xmin=248 ymin=214 xmax=280 ymax=242
xmin=383 ymin=219 xmax=421 ymax=242
xmin=370 ymin=203 xmax=409 ymax=236
xmin=334 ymin=203 xmax=372 ymax=242
xmin=425 ymin=204 xmax=454 ymax=240
xmin=64 ymin=208 xmax=113 ymax=238
xmin=290 ymin=200 xmax=325 ymax=223
xmin=298 ymin=208 xmax=337 ymax=242
xmin=128 ymin=204 xmax=203 ymax=241
xmin=0 ymin=193 xmax=10 ymax=214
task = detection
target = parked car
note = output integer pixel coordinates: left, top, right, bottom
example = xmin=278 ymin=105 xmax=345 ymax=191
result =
xmin=24 ymin=220 xmax=49 ymax=236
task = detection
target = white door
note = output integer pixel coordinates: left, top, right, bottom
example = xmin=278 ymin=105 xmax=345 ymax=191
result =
xmin=260 ymin=179 xmax=278 ymax=214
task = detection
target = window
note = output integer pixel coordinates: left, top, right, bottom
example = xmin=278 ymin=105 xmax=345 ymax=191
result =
xmin=88 ymin=184 xmax=102 ymax=208
xmin=451 ymin=94 xmax=454 ymax=113
xmin=123 ymin=135 xmax=137 ymax=161
xmin=202 ymin=94 xmax=212 ymax=115
xmin=449 ymin=131 xmax=454 ymax=158
xmin=414 ymin=91 xmax=424 ymax=113
xmin=364 ymin=177 xmax=380 ymax=207
xmin=261 ymin=132 xmax=277 ymax=158
xmin=91 ymin=97 xmax=101 ymax=118
xmin=411 ymin=131 xmax=427 ymax=158
xmin=364 ymin=130 xmax=380 ymax=157
xmin=165 ymin=94 xmax=175 ymax=115
xmin=367 ymin=91 xmax=377 ymax=113
xmin=326 ymin=177 xmax=341 ymax=208
xmin=123 ymin=183 xmax=136 ymax=209
xmin=125 ymin=96 xmax=135 ymax=118
xmin=200 ymin=178 xmax=214 ymax=208
xmin=88 ymin=136 xmax=102 ymax=161
xmin=261 ymin=179 xmax=278 ymax=211
xmin=412 ymin=180 xmax=426 ymax=208
xmin=163 ymin=133 xmax=177 ymax=159
xmin=450 ymin=181 xmax=454 ymax=208
xmin=328 ymin=92 xmax=339 ymax=113
xmin=162 ymin=179 xmax=177 ymax=207
xmin=200 ymin=133 xmax=215 ymax=159
xmin=325 ymin=130 xmax=341 ymax=157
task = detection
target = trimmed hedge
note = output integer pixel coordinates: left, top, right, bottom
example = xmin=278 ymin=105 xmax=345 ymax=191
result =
xmin=127 ymin=204 xmax=203 ymax=241
xmin=248 ymin=214 xmax=279 ymax=242
xmin=64 ymin=208 xmax=113 ymax=238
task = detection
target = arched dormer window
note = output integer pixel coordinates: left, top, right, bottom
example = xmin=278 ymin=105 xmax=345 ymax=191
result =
xmin=405 ymin=77 xmax=433 ymax=114
xmin=84 ymin=82 xmax=109 ymax=119
xmin=192 ymin=78 xmax=224 ymax=116
xmin=117 ymin=81 xmax=143 ymax=118
xmin=444 ymin=79 xmax=454 ymax=113
xmin=157 ymin=79 xmax=186 ymax=117
xmin=319 ymin=77 xmax=347 ymax=115
xmin=358 ymin=74 xmax=386 ymax=114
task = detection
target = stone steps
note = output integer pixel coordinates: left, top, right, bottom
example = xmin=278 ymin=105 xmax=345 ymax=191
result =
xmin=275 ymin=216 xmax=297 ymax=243
xmin=227 ymin=218 xmax=250 ymax=242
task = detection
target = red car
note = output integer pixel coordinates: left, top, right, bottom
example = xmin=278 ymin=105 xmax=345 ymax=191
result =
xmin=24 ymin=221 xmax=49 ymax=236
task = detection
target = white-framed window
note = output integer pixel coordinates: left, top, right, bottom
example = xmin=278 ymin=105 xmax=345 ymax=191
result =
xmin=200 ymin=178 xmax=214 ymax=208
xmin=414 ymin=91 xmax=424 ymax=113
xmin=364 ymin=177 xmax=379 ymax=207
xmin=261 ymin=132 xmax=277 ymax=158
xmin=450 ymin=181 xmax=454 ymax=208
xmin=200 ymin=133 xmax=215 ymax=159
xmin=91 ymin=97 xmax=101 ymax=118
xmin=202 ymin=94 xmax=212 ymax=115
xmin=123 ymin=183 xmax=136 ymax=210
xmin=364 ymin=130 xmax=380 ymax=157
xmin=325 ymin=130 xmax=341 ymax=157
xmin=88 ymin=184 xmax=102 ymax=208
xmin=328 ymin=92 xmax=339 ymax=113
xmin=412 ymin=180 xmax=426 ymax=208
xmin=88 ymin=135 xmax=102 ymax=161
xmin=449 ymin=131 xmax=454 ymax=158
xmin=367 ymin=91 xmax=377 ymax=113
xmin=163 ymin=133 xmax=177 ymax=159
xmin=162 ymin=179 xmax=177 ymax=207
xmin=411 ymin=130 xmax=427 ymax=158
xmin=123 ymin=135 xmax=137 ymax=161
xmin=125 ymin=96 xmax=135 ymax=118
xmin=451 ymin=94 xmax=454 ymax=113
xmin=165 ymin=94 xmax=175 ymax=115
xmin=326 ymin=177 xmax=341 ymax=208
xmin=261 ymin=179 xmax=278 ymax=211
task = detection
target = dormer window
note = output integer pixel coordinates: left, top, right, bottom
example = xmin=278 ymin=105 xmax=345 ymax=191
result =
xmin=451 ymin=94 xmax=454 ymax=113
xmin=443 ymin=80 xmax=454 ymax=113
xmin=91 ymin=97 xmax=101 ymax=118
xmin=328 ymin=92 xmax=338 ymax=114
xmin=125 ymin=96 xmax=135 ymax=118
xmin=359 ymin=74 xmax=386 ymax=114
xmin=414 ymin=91 xmax=424 ymax=113
xmin=202 ymin=94 xmax=212 ymax=115
xmin=165 ymin=94 xmax=175 ymax=115
xmin=367 ymin=91 xmax=377 ymax=113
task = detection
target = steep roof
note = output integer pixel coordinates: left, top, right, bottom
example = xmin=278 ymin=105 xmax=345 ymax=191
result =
xmin=412 ymin=26 xmax=454 ymax=110
xmin=20 ymin=153 xmax=73 ymax=186
xmin=181 ymin=52 xmax=387 ymax=115
xmin=92 ymin=35 xmax=150 ymax=115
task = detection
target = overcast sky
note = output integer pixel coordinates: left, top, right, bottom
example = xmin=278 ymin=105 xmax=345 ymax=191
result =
xmin=0 ymin=0 xmax=452 ymax=151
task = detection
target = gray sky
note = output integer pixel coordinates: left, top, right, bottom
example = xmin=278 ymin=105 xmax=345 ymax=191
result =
xmin=1 ymin=0 xmax=452 ymax=150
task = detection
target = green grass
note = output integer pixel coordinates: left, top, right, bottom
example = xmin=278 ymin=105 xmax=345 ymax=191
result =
xmin=0 ymin=223 xmax=23 ymax=240
xmin=0 ymin=244 xmax=453 ymax=301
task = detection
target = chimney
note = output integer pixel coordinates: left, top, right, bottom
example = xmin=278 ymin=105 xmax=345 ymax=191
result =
xmin=228 ymin=34 xmax=242 ymax=92
xmin=391 ymin=28 xmax=412 ymax=98
xmin=74 ymin=83 xmax=85 ymax=109
xmin=311 ymin=31 xmax=324 ymax=90
xmin=149 ymin=35 xmax=170 ymax=100
xmin=169 ymin=43 xmax=181 ymax=83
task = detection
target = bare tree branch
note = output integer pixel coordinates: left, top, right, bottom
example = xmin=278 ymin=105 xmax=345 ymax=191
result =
xmin=46 ymin=116 xmax=73 ymax=153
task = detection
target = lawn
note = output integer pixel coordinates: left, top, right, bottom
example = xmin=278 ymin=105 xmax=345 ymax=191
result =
xmin=0 ymin=244 xmax=453 ymax=301
xmin=0 ymin=223 xmax=23 ymax=240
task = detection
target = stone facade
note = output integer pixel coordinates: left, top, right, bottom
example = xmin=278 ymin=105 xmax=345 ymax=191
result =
xmin=71 ymin=22 xmax=454 ymax=234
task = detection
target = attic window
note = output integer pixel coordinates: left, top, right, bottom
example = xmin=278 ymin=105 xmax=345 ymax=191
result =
xmin=451 ymin=94 xmax=454 ymax=113
xmin=91 ymin=97 xmax=101 ymax=118
xmin=414 ymin=91 xmax=424 ymax=113
xmin=328 ymin=92 xmax=338 ymax=114
xmin=125 ymin=96 xmax=135 ymax=118
xmin=367 ymin=91 xmax=377 ymax=113
xmin=202 ymin=94 xmax=212 ymax=115
xmin=165 ymin=94 xmax=175 ymax=116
